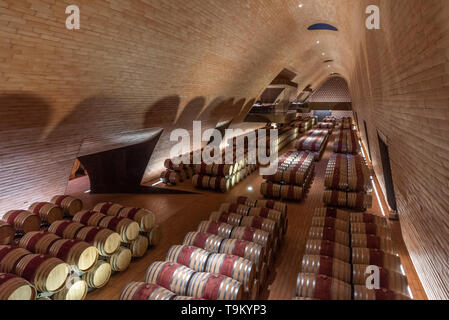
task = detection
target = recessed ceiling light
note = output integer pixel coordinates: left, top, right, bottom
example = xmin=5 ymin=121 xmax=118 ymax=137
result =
xmin=248 ymin=186 xmax=254 ymax=191
xmin=316 ymin=40 xmax=320 ymax=44
xmin=298 ymin=4 xmax=303 ymax=8
xmin=328 ymin=65 xmax=331 ymax=68
xmin=322 ymin=52 xmax=326 ymax=56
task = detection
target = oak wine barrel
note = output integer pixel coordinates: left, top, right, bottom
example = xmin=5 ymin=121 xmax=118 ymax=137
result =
xmin=146 ymin=225 xmax=162 ymax=247
xmin=219 ymin=239 xmax=264 ymax=274
xmin=93 ymin=202 xmax=124 ymax=216
xmin=301 ymin=255 xmax=351 ymax=283
xmin=50 ymin=195 xmax=83 ymax=217
xmin=52 ymin=278 xmax=88 ymax=300
xmin=323 ymin=190 xmax=347 ymax=208
xmin=99 ymin=216 xmax=140 ymax=243
xmin=186 ymin=272 xmax=243 ymax=300
xmin=351 ymin=234 xmax=396 ymax=254
xmin=28 ymin=202 xmax=63 ymax=224
xmin=76 ymin=226 xmax=121 ymax=256
xmin=240 ymin=216 xmax=278 ymax=238
xmin=254 ymin=199 xmax=287 ymax=215
xmin=166 ymin=245 xmax=211 ymax=272
xmin=19 ymin=231 xmax=60 ymax=254
xmin=209 ymin=212 xmax=242 ymax=227
xmin=280 ymin=185 xmax=303 ymax=201
xmin=212 ymin=164 xmax=234 ymax=177
xmin=197 ymin=221 xmax=234 ymax=239
xmin=307 ymin=227 xmax=350 ymax=246
xmin=296 ymin=273 xmax=351 ymax=300
xmin=160 ymin=170 xmax=180 ymax=185
xmin=183 ymin=232 xmax=223 ymax=253
xmin=164 ymin=159 xmax=184 ymax=172
xmin=347 ymin=192 xmax=372 ymax=211
xmin=173 ymin=296 xmax=205 ymax=300
xmin=219 ymin=203 xmax=250 ymax=216
xmin=351 ymin=223 xmax=391 ymax=239
xmin=0 ymin=221 xmax=15 ymax=245
xmin=304 ymin=240 xmax=350 ymax=263
xmin=120 ymin=282 xmax=176 ymax=300
xmin=48 ymin=220 xmax=85 ymax=239
xmin=352 ymin=248 xmax=402 ymax=273
xmin=49 ymin=239 xmax=98 ymax=272
xmin=208 ymin=176 xmax=231 ymax=193
xmin=353 ymin=286 xmax=411 ymax=300
xmin=311 ymin=217 xmax=349 ymax=233
xmin=350 ymin=213 xmax=388 ymax=225
xmin=73 ymin=210 xmax=106 ymax=227
xmin=145 ymin=262 xmax=195 ymax=296
xmin=313 ymin=208 xmax=349 ymax=222
xmin=195 ymin=163 xmax=215 ymax=176
xmin=82 ymin=260 xmax=112 ymax=289
xmin=230 ymin=226 xmax=272 ymax=250
xmin=192 ymin=175 xmax=211 ymax=189
xmin=0 ymin=245 xmax=31 ymax=273
xmin=260 ymin=182 xmax=281 ymax=199
xmin=119 ymin=207 xmax=156 ymax=232
xmin=104 ymin=247 xmax=132 ymax=272
xmin=3 ymin=210 xmax=41 ymax=234
xmin=0 ymin=273 xmax=36 ymax=300
xmin=128 ymin=235 xmax=149 ymax=258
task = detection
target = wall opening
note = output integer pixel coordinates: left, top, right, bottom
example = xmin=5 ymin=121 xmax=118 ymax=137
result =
xmin=363 ymin=120 xmax=372 ymax=160
xmin=378 ymin=134 xmax=398 ymax=212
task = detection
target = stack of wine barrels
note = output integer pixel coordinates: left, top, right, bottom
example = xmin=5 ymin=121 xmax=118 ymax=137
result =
xmin=294 ymin=208 xmax=411 ymax=300
xmin=316 ymin=122 xmax=334 ymax=131
xmin=161 ymin=159 xmax=193 ymax=186
xmin=334 ymin=129 xmax=360 ymax=155
xmin=261 ymin=151 xmax=315 ymax=202
xmin=323 ymin=116 xmax=337 ymax=124
xmin=295 ymin=129 xmax=330 ymax=161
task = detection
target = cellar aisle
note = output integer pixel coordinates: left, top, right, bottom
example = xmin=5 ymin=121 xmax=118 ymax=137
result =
xmin=66 ymin=132 xmax=427 ymax=300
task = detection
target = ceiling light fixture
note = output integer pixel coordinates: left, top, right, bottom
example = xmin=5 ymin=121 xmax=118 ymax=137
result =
xmin=316 ymin=40 xmax=320 ymax=44
xmin=298 ymin=3 xmax=303 ymax=8
xmin=322 ymin=52 xmax=325 ymax=56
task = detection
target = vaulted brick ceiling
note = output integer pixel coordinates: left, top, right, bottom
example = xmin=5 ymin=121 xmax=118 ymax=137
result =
xmin=1 ymin=0 xmax=449 ymax=299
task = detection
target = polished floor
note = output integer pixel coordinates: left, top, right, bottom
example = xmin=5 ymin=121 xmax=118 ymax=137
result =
xmin=66 ymin=132 xmax=428 ymax=300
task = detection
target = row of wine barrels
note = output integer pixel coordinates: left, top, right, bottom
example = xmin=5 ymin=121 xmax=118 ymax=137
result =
xmin=295 ymin=135 xmax=327 ymax=153
xmin=353 ymin=286 xmax=410 ymax=300
xmin=317 ymin=122 xmax=334 ymax=130
xmin=82 ymin=260 xmax=112 ymax=289
xmin=75 ymin=226 xmax=121 ymax=256
xmin=279 ymin=185 xmax=303 ymax=201
xmin=311 ymin=217 xmax=349 ymax=233
xmin=0 ymin=221 xmax=15 ymax=245
xmin=145 ymin=262 xmax=195 ymax=296
xmin=160 ymin=170 xmax=180 ymax=185
xmin=166 ymin=245 xmax=210 ymax=271
xmin=52 ymin=278 xmax=88 ymax=300
xmin=351 ymin=234 xmax=396 ymax=254
xmin=164 ymin=159 xmax=185 ymax=171
xmin=0 ymin=245 xmax=30 ymax=273
xmin=313 ymin=208 xmax=349 ymax=222
xmin=19 ymin=231 xmax=60 ymax=254
xmin=118 ymin=207 xmax=156 ymax=233
xmin=307 ymin=227 xmax=350 ymax=247
xmin=301 ymin=255 xmax=351 ymax=283
xmin=49 ymin=220 xmax=84 ymax=239
xmin=347 ymin=155 xmax=370 ymax=191
xmin=0 ymin=273 xmax=36 ymax=300
xmin=307 ymin=129 xmax=330 ymax=137
xmin=351 ymin=223 xmax=391 ymax=239
xmin=352 ymin=248 xmax=402 ymax=273
xmin=304 ymin=240 xmax=350 ymax=263
xmin=323 ymin=190 xmax=347 ymax=208
xmin=325 ymin=154 xmax=348 ymax=190
xmin=93 ymin=202 xmax=123 ymax=216
xmin=28 ymin=202 xmax=63 ymax=224
xmin=352 ymin=264 xmax=409 ymax=297
xmin=120 ymin=282 xmax=176 ymax=300
xmin=2 ymin=210 xmax=41 ymax=234
xmin=350 ymin=212 xmax=388 ymax=225
xmin=187 ymin=272 xmax=243 ymax=300
xmin=296 ymin=273 xmax=351 ymax=300
xmin=50 ymin=195 xmax=83 ymax=217
xmin=334 ymin=129 xmax=359 ymax=155
xmin=323 ymin=190 xmax=372 ymax=211
xmin=235 ymin=197 xmax=287 ymax=215
xmin=103 ymin=247 xmax=132 ymax=272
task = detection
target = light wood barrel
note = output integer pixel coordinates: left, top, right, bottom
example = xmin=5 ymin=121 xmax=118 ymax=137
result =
xmin=173 ymin=296 xmax=205 ymax=300
xmin=352 ymin=264 xmax=409 ymax=296
xmin=128 ymin=235 xmax=149 ymax=258
xmin=351 ymin=223 xmax=391 ymax=239
xmin=280 ymin=185 xmax=303 ymax=201
xmin=301 ymin=255 xmax=351 ymax=283
xmin=49 ymin=239 xmax=98 ymax=272
xmin=347 ymin=192 xmax=372 ymax=210
xmin=48 ymin=220 xmax=85 ymax=239
xmin=192 ymin=175 xmax=211 ymax=189
xmin=235 ymin=197 xmax=258 ymax=208
xmin=76 ymin=226 xmax=121 ymax=256
xmin=105 ymin=247 xmax=132 ymax=272
xmin=93 ymin=202 xmax=124 ymax=216
xmin=73 ymin=210 xmax=106 ymax=227
xmin=313 ymin=208 xmax=349 ymax=222
xmin=323 ymin=190 xmax=347 ymax=208
xmin=53 ymin=279 xmax=88 ymax=300
xmin=352 ymin=248 xmax=402 ymax=273
xmin=186 ymin=272 xmax=243 ymax=300
xmin=205 ymin=253 xmax=255 ymax=294
xmin=230 ymin=226 xmax=272 ymax=249
xmin=219 ymin=239 xmax=264 ymax=273
xmin=3 ymin=210 xmax=41 ymax=234
xmin=240 ymin=216 xmax=278 ymax=237
xmin=183 ymin=232 xmax=223 ymax=253
xmin=0 ymin=273 xmax=36 ymax=300
xmin=350 ymin=213 xmax=388 ymax=225
xmin=212 ymin=164 xmax=234 ymax=177
xmin=120 ymin=282 xmax=176 ymax=300
xmin=82 ymin=260 xmax=112 ymax=289
xmin=146 ymin=225 xmax=162 ymax=247
xmin=209 ymin=212 xmax=242 ymax=227
xmin=99 ymin=216 xmax=140 ymax=243
xmin=351 ymin=234 xmax=395 ymax=254
xmin=0 ymin=221 xmax=14 ymax=245
xmin=15 ymin=254 xmax=69 ymax=293
xmin=296 ymin=273 xmax=351 ymax=300
xmin=353 ymin=286 xmax=411 ymax=300
xmin=19 ymin=231 xmax=60 ymax=254
xmin=219 ymin=203 xmax=250 ymax=216
xmin=195 ymin=163 xmax=214 ymax=176
xmin=28 ymin=202 xmax=63 ymax=224
xmin=311 ymin=217 xmax=349 ymax=233
xmin=119 ymin=207 xmax=156 ymax=232
xmin=247 ymin=207 xmax=284 ymax=236
xmin=208 ymin=176 xmax=231 ymax=193
xmin=0 ymin=245 xmax=31 ymax=273
xmin=260 ymin=183 xmax=281 ymax=199
xmin=166 ymin=245 xmax=210 ymax=271
xmin=254 ymin=199 xmax=287 ymax=215
xmin=307 ymin=227 xmax=350 ymax=246
xmin=160 ymin=170 xmax=180 ymax=185
xmin=50 ymin=195 xmax=83 ymax=217
xmin=282 ymin=168 xmax=309 ymax=186
xmin=304 ymin=240 xmax=350 ymax=263
xmin=197 ymin=221 xmax=234 ymax=239
xmin=145 ymin=262 xmax=195 ymax=296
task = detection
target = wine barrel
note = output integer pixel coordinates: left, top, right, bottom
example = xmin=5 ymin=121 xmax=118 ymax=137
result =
xmin=209 ymin=176 xmax=230 ymax=193
xmin=304 ymin=240 xmax=350 ymax=263
xmin=186 ymin=272 xmax=243 ymax=300
xmin=0 ymin=273 xmax=36 ymax=300
xmin=296 ymin=273 xmax=351 ymax=300
xmin=280 ymin=185 xmax=303 ymax=201
xmin=106 ymin=247 xmax=132 ymax=272
xmin=53 ymin=279 xmax=88 ymax=300
xmin=147 ymin=225 xmax=162 ymax=247
xmin=352 ymin=264 xmax=409 ymax=297
xmin=219 ymin=239 xmax=264 ymax=273
xmin=350 ymin=213 xmax=388 ymax=225
xmin=353 ymin=286 xmax=411 ymax=300
xmin=230 ymin=226 xmax=272 ymax=250
xmin=145 ymin=262 xmax=195 ymax=296
xmin=351 ymin=223 xmax=391 ymax=239
xmin=212 ymin=164 xmax=234 ymax=177
xmin=352 ymin=248 xmax=402 ymax=273
xmin=0 ymin=222 xmax=14 ymax=245
xmin=93 ymin=202 xmax=124 ymax=216
xmin=48 ymin=220 xmax=85 ymax=239
xmin=307 ymin=227 xmax=350 ymax=246
xmin=166 ymin=245 xmax=211 ymax=271
xmin=260 ymin=183 xmax=281 ymax=199
xmin=240 ymin=216 xmax=278 ymax=238
xmin=235 ymin=197 xmax=257 ymax=208
xmin=99 ymin=216 xmax=140 ymax=243
xmin=195 ymin=163 xmax=214 ymax=176
xmin=160 ymin=170 xmax=180 ymax=185
xmin=76 ymin=226 xmax=121 ymax=256
xmin=351 ymin=234 xmax=396 ymax=254
xmin=3 ymin=210 xmax=41 ymax=234
xmin=50 ymin=195 xmax=83 ymax=217
xmin=247 ymin=207 xmax=284 ymax=236
xmin=120 ymin=282 xmax=176 ymax=300
xmin=118 ymin=207 xmax=156 ymax=232
xmin=347 ymin=192 xmax=372 ymax=210
xmin=301 ymin=255 xmax=351 ymax=283
xmin=82 ymin=260 xmax=112 ymax=289
xmin=219 ymin=203 xmax=250 ymax=216
xmin=164 ymin=159 xmax=184 ymax=172
xmin=28 ymin=202 xmax=63 ymax=224
xmin=323 ymin=190 xmax=347 ymax=208
xmin=192 ymin=175 xmax=211 ymax=189
xmin=205 ymin=253 xmax=255 ymax=294
xmin=254 ymin=199 xmax=287 ymax=215
xmin=311 ymin=217 xmax=349 ymax=233
xmin=15 ymin=254 xmax=69 ymax=293
xmin=49 ymin=239 xmax=98 ymax=272
xmin=73 ymin=210 xmax=106 ymax=227
xmin=197 ymin=221 xmax=234 ymax=239
xmin=209 ymin=212 xmax=242 ymax=227
xmin=251 ymin=279 xmax=259 ymax=300
xmin=313 ymin=208 xmax=349 ymax=222
xmin=0 ymin=245 xmax=31 ymax=273
xmin=173 ymin=296 xmax=205 ymax=300
xmin=19 ymin=231 xmax=60 ymax=254
xmin=129 ymin=235 xmax=149 ymax=258
xmin=183 ymin=232 xmax=223 ymax=253
xmin=282 ymin=169 xmax=309 ymax=186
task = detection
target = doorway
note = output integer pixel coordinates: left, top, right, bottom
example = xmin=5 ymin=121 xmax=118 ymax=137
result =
xmin=378 ymin=134 xmax=398 ymax=212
